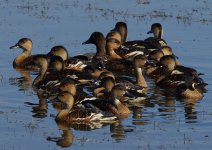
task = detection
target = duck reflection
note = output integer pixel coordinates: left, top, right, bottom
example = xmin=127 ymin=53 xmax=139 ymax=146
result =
xmin=158 ymin=96 xmax=176 ymax=113
xmin=9 ymin=69 xmax=33 ymax=91
xmin=110 ymin=120 xmax=136 ymax=141
xmin=25 ymin=91 xmax=48 ymax=118
xmin=47 ymin=123 xmax=74 ymax=148
xmin=179 ymin=98 xmax=202 ymax=123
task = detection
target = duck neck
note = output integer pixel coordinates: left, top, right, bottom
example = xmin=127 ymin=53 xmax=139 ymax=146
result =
xmin=95 ymin=40 xmax=106 ymax=56
xmin=135 ymin=66 xmax=147 ymax=88
xmin=33 ymin=63 xmax=48 ymax=87
xmin=118 ymin=28 xmax=128 ymax=43
xmin=110 ymin=93 xmax=130 ymax=115
xmin=155 ymin=28 xmax=163 ymax=39
xmin=13 ymin=49 xmax=32 ymax=68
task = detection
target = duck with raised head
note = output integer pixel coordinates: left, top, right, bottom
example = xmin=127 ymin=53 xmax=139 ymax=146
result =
xmin=145 ymin=23 xmax=167 ymax=48
xmin=34 ymin=55 xmax=103 ymax=95
xmin=27 ymin=55 xmax=71 ymax=91
xmin=106 ymin=31 xmax=145 ymax=59
xmin=28 ymin=55 xmax=49 ymax=88
xmin=55 ymin=92 xmax=117 ymax=124
xmin=115 ymin=55 xmax=148 ymax=94
xmin=10 ymin=38 xmax=41 ymax=70
xmin=120 ymin=23 xmax=167 ymax=52
xmin=82 ymin=32 xmax=134 ymax=73
xmin=82 ymin=31 xmax=111 ymax=62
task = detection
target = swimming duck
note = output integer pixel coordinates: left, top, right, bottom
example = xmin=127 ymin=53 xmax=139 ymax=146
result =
xmin=145 ymin=23 xmax=167 ymax=48
xmin=82 ymin=32 xmax=111 ymax=62
xmin=28 ymin=55 xmax=49 ymax=88
xmin=145 ymin=49 xmax=165 ymax=78
xmin=82 ymin=32 xmax=134 ymax=73
xmin=55 ymin=92 xmax=117 ymax=124
xmin=10 ymin=38 xmax=41 ymax=70
xmin=93 ymin=76 xmax=115 ymax=99
xmin=155 ymin=55 xmax=206 ymax=90
xmin=106 ymin=31 xmax=145 ymax=59
xmin=175 ymin=74 xmax=205 ymax=100
xmin=47 ymin=45 xmax=88 ymax=72
xmin=115 ymin=55 xmax=148 ymax=94
xmin=80 ymin=84 xmax=131 ymax=117
xmin=121 ymin=23 xmax=167 ymax=52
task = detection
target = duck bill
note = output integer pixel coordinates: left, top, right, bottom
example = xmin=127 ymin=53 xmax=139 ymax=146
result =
xmin=147 ymin=30 xmax=153 ymax=34
xmin=10 ymin=43 xmax=20 ymax=49
xmin=82 ymin=39 xmax=92 ymax=45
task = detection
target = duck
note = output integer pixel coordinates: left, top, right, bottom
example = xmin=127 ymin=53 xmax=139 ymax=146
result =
xmin=82 ymin=32 xmax=111 ymax=62
xmin=93 ymin=76 xmax=115 ymax=99
xmin=82 ymin=32 xmax=134 ymax=73
xmin=80 ymin=84 xmax=131 ymax=117
xmin=145 ymin=49 xmax=164 ymax=77
xmin=47 ymin=45 xmax=88 ymax=72
xmin=115 ymin=54 xmax=148 ymax=94
xmin=106 ymin=31 xmax=145 ymax=59
xmin=28 ymin=55 xmax=49 ymax=88
xmin=36 ymin=55 xmax=106 ymax=97
xmin=10 ymin=38 xmax=41 ymax=70
xmin=155 ymin=55 xmax=206 ymax=90
xmin=47 ymin=45 xmax=69 ymax=63
xmin=55 ymin=92 xmax=117 ymax=124
xmin=112 ymin=22 xmax=166 ymax=51
xmin=175 ymin=74 xmax=205 ymax=100
xmin=144 ymin=23 xmax=167 ymax=49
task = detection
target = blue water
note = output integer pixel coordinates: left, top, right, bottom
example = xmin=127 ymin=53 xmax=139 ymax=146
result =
xmin=0 ymin=0 xmax=212 ymax=149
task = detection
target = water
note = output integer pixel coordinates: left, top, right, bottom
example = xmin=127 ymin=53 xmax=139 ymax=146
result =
xmin=0 ymin=0 xmax=212 ymax=149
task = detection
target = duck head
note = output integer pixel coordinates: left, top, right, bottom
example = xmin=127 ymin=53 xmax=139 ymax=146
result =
xmin=82 ymin=32 xmax=106 ymax=56
xmin=47 ymin=45 xmax=68 ymax=62
xmin=49 ymin=56 xmax=64 ymax=72
xmin=133 ymin=54 xmax=147 ymax=68
xmin=59 ymin=81 xmax=77 ymax=96
xmin=147 ymin=23 xmax=163 ymax=38
xmin=111 ymin=21 xmax=128 ymax=43
xmin=159 ymin=55 xmax=176 ymax=72
xmin=10 ymin=38 xmax=33 ymax=53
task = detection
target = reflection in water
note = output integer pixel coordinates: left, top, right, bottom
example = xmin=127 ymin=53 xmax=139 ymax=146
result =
xmin=180 ymin=98 xmax=202 ymax=123
xmin=131 ymin=106 xmax=149 ymax=126
xmin=24 ymin=91 xmax=48 ymax=118
xmin=32 ymin=91 xmax=48 ymax=118
xmin=158 ymin=96 xmax=176 ymax=113
xmin=110 ymin=120 xmax=136 ymax=142
xmin=9 ymin=69 xmax=33 ymax=92
xmin=47 ymin=123 xmax=74 ymax=148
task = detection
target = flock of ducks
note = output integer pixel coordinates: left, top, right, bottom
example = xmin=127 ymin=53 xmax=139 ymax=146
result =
xmin=10 ymin=22 xmax=207 ymax=127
